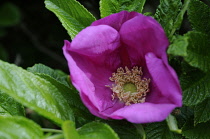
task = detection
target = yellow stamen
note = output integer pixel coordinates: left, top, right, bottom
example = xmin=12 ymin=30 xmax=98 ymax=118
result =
xmin=107 ymin=66 xmax=150 ymax=105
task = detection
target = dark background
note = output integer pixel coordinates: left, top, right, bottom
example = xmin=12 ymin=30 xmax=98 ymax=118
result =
xmin=0 ymin=0 xmax=209 ymax=72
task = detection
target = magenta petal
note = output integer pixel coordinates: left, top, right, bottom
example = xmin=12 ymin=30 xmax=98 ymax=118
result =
xmin=70 ymin=25 xmax=120 ymax=56
xmin=119 ymin=14 xmax=169 ymax=65
xmin=91 ymin=11 xmax=139 ymax=31
xmin=63 ymin=26 xmax=124 ymax=118
xmin=110 ymin=103 xmax=177 ymax=123
xmin=145 ymin=53 xmax=182 ymax=106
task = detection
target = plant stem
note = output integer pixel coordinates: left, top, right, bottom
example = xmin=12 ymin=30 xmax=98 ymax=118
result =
xmin=45 ymin=134 xmax=64 ymax=139
xmin=166 ymin=114 xmax=182 ymax=134
xmin=133 ymin=124 xmax=146 ymax=139
xmin=169 ymin=0 xmax=190 ymax=38
xmin=42 ymin=128 xmax=63 ymax=133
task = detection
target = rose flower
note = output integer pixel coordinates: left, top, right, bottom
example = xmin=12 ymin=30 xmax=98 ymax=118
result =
xmin=63 ymin=11 xmax=182 ymax=123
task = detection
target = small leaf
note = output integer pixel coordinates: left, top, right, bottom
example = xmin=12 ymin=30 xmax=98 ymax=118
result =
xmin=0 ymin=60 xmax=74 ymax=125
xmin=182 ymin=120 xmax=210 ymax=139
xmin=100 ymin=0 xmax=146 ymax=18
xmin=45 ymin=0 xmax=96 ymax=39
xmin=194 ymin=98 xmax=210 ymax=124
xmin=166 ymin=115 xmax=182 ymax=134
xmin=62 ymin=120 xmax=80 ymax=139
xmin=167 ymin=35 xmax=188 ymax=57
xmin=0 ymin=116 xmax=43 ymax=138
xmin=154 ymin=0 xmax=182 ymax=37
xmin=78 ymin=122 xmax=119 ymax=139
xmin=188 ymin=0 xmax=210 ymax=35
xmin=0 ymin=90 xmax=25 ymax=116
xmin=145 ymin=121 xmax=182 ymax=139
xmin=0 ymin=2 xmax=21 ymax=27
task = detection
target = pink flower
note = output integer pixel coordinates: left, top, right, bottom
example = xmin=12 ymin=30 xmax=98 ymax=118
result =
xmin=63 ymin=11 xmax=182 ymax=123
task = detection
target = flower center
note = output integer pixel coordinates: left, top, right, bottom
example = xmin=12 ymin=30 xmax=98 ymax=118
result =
xmin=123 ymin=83 xmax=137 ymax=93
xmin=106 ymin=66 xmax=150 ymax=106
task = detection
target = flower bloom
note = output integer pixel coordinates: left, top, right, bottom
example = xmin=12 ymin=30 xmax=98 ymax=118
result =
xmin=63 ymin=11 xmax=182 ymax=123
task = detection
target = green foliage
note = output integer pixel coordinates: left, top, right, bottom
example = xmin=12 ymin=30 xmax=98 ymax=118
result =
xmin=168 ymin=32 xmax=210 ymax=72
xmin=103 ymin=120 xmax=144 ymax=139
xmin=184 ymin=32 xmax=210 ymax=72
xmin=0 ymin=2 xmax=21 ymax=27
xmin=0 ymin=116 xmax=44 ymax=138
xmin=27 ymin=63 xmax=70 ymax=87
xmin=194 ymin=98 xmax=210 ymax=125
xmin=181 ymin=63 xmax=210 ymax=106
xmin=168 ymin=32 xmax=210 ymax=106
xmin=100 ymin=0 xmax=146 ymax=18
xmin=78 ymin=122 xmax=119 ymax=139
xmin=155 ymin=0 xmax=182 ymax=38
xmin=167 ymin=35 xmax=188 ymax=57
xmin=0 ymin=60 xmax=74 ymax=125
xmin=28 ymin=64 xmax=95 ymax=126
xmin=175 ymin=107 xmax=194 ymax=129
xmin=62 ymin=121 xmax=80 ymax=139
xmin=45 ymin=0 xmax=96 ymax=39
xmin=0 ymin=90 xmax=25 ymax=117
xmin=188 ymin=0 xmax=210 ymax=36
xmin=182 ymin=120 xmax=210 ymax=139
xmin=145 ymin=121 xmax=182 ymax=139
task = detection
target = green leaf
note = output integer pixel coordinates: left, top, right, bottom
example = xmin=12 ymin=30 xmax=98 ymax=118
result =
xmin=28 ymin=64 xmax=95 ymax=126
xmin=182 ymin=120 xmax=210 ymax=139
xmin=78 ymin=122 xmax=119 ymax=139
xmin=0 ymin=90 xmax=25 ymax=117
xmin=100 ymin=0 xmax=146 ymax=18
xmin=167 ymin=31 xmax=210 ymax=72
xmin=180 ymin=62 xmax=210 ymax=106
xmin=166 ymin=115 xmax=182 ymax=134
xmin=154 ymin=0 xmax=182 ymax=37
xmin=27 ymin=64 xmax=70 ymax=87
xmin=45 ymin=0 xmax=96 ymax=39
xmin=62 ymin=120 xmax=80 ymax=139
xmin=174 ymin=107 xmax=194 ymax=129
xmin=0 ymin=116 xmax=43 ymax=138
xmin=102 ymin=120 xmax=144 ymax=139
xmin=188 ymin=0 xmax=210 ymax=36
xmin=185 ymin=32 xmax=210 ymax=72
xmin=0 ymin=107 xmax=11 ymax=117
xmin=145 ymin=121 xmax=182 ymax=139
xmin=167 ymin=35 xmax=188 ymax=57
xmin=0 ymin=60 xmax=74 ymax=125
xmin=194 ymin=98 xmax=210 ymax=124
xmin=0 ymin=2 xmax=21 ymax=27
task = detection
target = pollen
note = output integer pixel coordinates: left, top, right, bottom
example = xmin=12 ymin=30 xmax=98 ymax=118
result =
xmin=106 ymin=66 xmax=150 ymax=106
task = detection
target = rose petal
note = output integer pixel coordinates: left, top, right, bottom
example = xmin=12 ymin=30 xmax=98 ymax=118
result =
xmin=145 ymin=53 xmax=182 ymax=106
xmin=119 ymin=14 xmax=169 ymax=66
xmin=70 ymin=25 xmax=120 ymax=57
xmin=63 ymin=25 xmax=125 ymax=118
xmin=91 ymin=11 xmax=139 ymax=31
xmin=110 ymin=103 xmax=177 ymax=123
